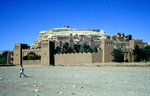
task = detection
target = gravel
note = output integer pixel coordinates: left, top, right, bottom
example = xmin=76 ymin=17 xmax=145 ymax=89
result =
xmin=0 ymin=65 xmax=150 ymax=96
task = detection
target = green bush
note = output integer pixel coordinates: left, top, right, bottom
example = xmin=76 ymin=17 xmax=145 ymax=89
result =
xmin=133 ymin=45 xmax=142 ymax=62
xmin=23 ymin=53 xmax=41 ymax=60
xmin=0 ymin=51 xmax=8 ymax=64
xmin=54 ymin=43 xmax=98 ymax=54
xmin=112 ymin=48 xmax=124 ymax=62
xmin=0 ymin=58 xmax=6 ymax=64
xmin=133 ymin=45 xmax=150 ymax=62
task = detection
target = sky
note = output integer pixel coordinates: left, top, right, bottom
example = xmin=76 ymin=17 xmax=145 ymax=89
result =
xmin=0 ymin=0 xmax=150 ymax=50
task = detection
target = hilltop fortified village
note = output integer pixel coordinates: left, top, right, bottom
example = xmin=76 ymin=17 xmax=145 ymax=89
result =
xmin=8 ymin=25 xmax=148 ymax=66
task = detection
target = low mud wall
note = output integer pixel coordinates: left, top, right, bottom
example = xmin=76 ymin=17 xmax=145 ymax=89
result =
xmin=55 ymin=53 xmax=93 ymax=65
xmin=22 ymin=60 xmax=41 ymax=65
xmin=92 ymin=51 xmax=102 ymax=63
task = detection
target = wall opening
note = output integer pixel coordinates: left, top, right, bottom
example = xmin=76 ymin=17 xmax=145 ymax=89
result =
xmin=23 ymin=52 xmax=41 ymax=60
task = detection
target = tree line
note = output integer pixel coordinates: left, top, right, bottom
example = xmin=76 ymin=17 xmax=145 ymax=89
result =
xmin=112 ymin=45 xmax=150 ymax=62
xmin=23 ymin=52 xmax=41 ymax=60
xmin=55 ymin=42 xmax=98 ymax=54
xmin=133 ymin=45 xmax=150 ymax=62
xmin=0 ymin=51 xmax=9 ymax=64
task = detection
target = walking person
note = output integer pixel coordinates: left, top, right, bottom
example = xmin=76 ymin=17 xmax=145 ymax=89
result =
xmin=19 ymin=65 xmax=27 ymax=78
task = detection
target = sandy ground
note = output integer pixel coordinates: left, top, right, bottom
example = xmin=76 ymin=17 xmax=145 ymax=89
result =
xmin=0 ymin=65 xmax=150 ymax=96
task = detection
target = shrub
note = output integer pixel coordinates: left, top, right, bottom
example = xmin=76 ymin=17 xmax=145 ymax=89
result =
xmin=112 ymin=48 xmax=124 ymax=62
xmin=23 ymin=52 xmax=41 ymax=60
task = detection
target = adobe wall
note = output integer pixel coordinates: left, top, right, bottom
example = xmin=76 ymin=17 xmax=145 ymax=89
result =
xmin=128 ymin=40 xmax=145 ymax=62
xmin=13 ymin=41 xmax=55 ymax=66
xmin=129 ymin=40 xmax=144 ymax=49
xmin=22 ymin=60 xmax=41 ymax=65
xmin=22 ymin=49 xmax=42 ymax=65
xmin=124 ymin=51 xmax=133 ymax=62
xmin=92 ymin=50 xmax=102 ymax=63
xmin=7 ymin=52 xmax=13 ymax=64
xmin=22 ymin=49 xmax=41 ymax=57
xmin=101 ymin=39 xmax=114 ymax=62
xmin=55 ymin=53 xmax=93 ymax=65
xmin=13 ymin=44 xmax=22 ymax=65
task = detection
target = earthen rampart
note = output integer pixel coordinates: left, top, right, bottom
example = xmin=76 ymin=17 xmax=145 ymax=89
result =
xmin=55 ymin=51 xmax=101 ymax=65
xmin=55 ymin=53 xmax=92 ymax=65
xmin=92 ymin=50 xmax=102 ymax=63
xmin=22 ymin=60 xmax=41 ymax=65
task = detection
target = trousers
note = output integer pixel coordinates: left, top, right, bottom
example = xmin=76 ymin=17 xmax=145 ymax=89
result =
xmin=19 ymin=72 xmax=27 ymax=78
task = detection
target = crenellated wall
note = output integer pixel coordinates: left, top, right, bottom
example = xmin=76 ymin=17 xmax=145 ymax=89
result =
xmin=13 ymin=39 xmax=117 ymax=66
xmin=55 ymin=51 xmax=102 ymax=66
xmin=22 ymin=48 xmax=42 ymax=57
xmin=55 ymin=53 xmax=92 ymax=65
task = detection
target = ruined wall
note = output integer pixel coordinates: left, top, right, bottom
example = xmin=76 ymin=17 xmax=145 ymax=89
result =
xmin=124 ymin=51 xmax=133 ymax=62
xmin=129 ymin=40 xmax=144 ymax=49
xmin=55 ymin=53 xmax=93 ymax=65
xmin=127 ymin=40 xmax=145 ymax=62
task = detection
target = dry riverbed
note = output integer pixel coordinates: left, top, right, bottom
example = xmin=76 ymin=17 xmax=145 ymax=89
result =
xmin=0 ymin=65 xmax=150 ymax=96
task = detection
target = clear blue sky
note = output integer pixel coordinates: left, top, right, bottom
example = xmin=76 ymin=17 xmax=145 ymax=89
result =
xmin=0 ymin=0 xmax=150 ymax=50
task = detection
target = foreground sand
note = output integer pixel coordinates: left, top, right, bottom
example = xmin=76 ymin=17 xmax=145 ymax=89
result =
xmin=0 ymin=65 xmax=150 ymax=96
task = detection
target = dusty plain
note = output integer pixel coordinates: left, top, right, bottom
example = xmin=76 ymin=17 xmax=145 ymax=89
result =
xmin=0 ymin=64 xmax=150 ymax=96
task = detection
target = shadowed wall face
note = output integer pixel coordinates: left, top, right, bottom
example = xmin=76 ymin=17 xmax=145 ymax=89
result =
xmin=50 ymin=42 xmax=55 ymax=65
